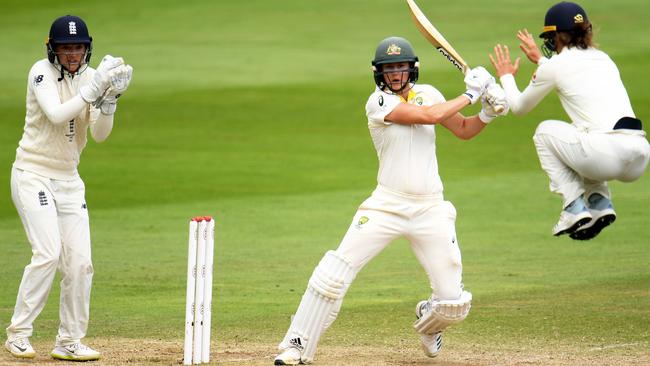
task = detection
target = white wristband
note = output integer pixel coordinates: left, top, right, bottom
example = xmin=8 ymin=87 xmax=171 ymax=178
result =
xmin=463 ymin=89 xmax=480 ymax=104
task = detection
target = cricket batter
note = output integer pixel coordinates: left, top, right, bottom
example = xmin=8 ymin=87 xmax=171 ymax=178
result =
xmin=4 ymin=15 xmax=133 ymax=361
xmin=273 ymin=36 xmax=508 ymax=365
xmin=489 ymin=1 xmax=650 ymax=240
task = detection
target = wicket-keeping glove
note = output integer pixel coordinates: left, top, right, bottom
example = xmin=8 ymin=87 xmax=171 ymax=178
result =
xmin=80 ymin=55 xmax=124 ymax=103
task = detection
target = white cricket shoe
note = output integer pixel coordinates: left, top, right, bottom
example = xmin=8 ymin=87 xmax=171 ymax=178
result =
xmin=50 ymin=342 xmax=101 ymax=361
xmin=570 ymin=194 xmax=616 ymax=241
xmin=419 ymin=332 xmax=443 ymax=358
xmin=274 ymin=346 xmax=302 ymax=365
xmin=553 ymin=210 xmax=591 ymax=236
xmin=552 ymin=197 xmax=592 ymax=236
xmin=5 ymin=337 xmax=36 ymax=358
xmin=415 ymin=300 xmax=443 ymax=358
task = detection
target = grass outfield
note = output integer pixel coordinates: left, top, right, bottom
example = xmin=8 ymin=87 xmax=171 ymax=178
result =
xmin=1 ymin=0 xmax=649 ymax=365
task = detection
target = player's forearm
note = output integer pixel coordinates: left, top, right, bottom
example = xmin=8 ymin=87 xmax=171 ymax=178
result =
xmin=90 ymin=113 xmax=114 ymax=142
xmin=385 ymin=94 xmax=470 ymax=125
xmin=38 ymin=93 xmax=88 ymax=125
xmin=500 ymin=74 xmax=549 ymax=115
xmin=442 ymin=114 xmax=486 ymax=140
xmin=499 ymin=74 xmax=528 ymax=115
xmin=422 ymin=95 xmax=470 ymax=124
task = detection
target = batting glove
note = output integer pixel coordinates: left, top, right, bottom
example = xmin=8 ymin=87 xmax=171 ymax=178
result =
xmin=479 ymin=84 xmax=509 ymax=123
xmin=463 ymin=66 xmax=495 ymax=104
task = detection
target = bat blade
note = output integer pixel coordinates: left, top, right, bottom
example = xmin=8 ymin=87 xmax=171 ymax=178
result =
xmin=406 ymin=0 xmax=469 ymax=74
xmin=406 ymin=0 xmax=504 ymax=113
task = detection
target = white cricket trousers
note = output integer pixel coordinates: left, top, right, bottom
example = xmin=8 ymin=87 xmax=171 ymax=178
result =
xmin=281 ymin=185 xmax=464 ymax=354
xmin=336 ymin=185 xmax=463 ymax=300
xmin=7 ymin=167 xmax=93 ymax=345
xmin=533 ymin=120 xmax=650 ymax=207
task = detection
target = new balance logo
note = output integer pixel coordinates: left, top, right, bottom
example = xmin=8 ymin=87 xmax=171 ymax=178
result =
xmin=288 ymin=337 xmax=304 ymax=351
xmin=38 ymin=191 xmax=48 ymax=206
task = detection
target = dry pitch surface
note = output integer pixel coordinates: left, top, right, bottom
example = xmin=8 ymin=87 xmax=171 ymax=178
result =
xmin=0 ymin=338 xmax=647 ymax=365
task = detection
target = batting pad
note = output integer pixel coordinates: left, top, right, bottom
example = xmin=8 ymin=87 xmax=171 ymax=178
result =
xmin=414 ymin=290 xmax=472 ymax=335
xmin=279 ymin=250 xmax=352 ymax=363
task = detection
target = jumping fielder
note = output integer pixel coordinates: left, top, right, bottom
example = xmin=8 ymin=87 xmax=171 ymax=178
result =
xmin=489 ymin=1 xmax=650 ymax=240
xmin=4 ymin=15 xmax=133 ymax=361
xmin=273 ymin=36 xmax=508 ymax=365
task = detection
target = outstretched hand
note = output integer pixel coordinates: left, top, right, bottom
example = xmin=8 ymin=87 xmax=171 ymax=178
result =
xmin=489 ymin=44 xmax=520 ymax=78
xmin=517 ymin=29 xmax=542 ymax=64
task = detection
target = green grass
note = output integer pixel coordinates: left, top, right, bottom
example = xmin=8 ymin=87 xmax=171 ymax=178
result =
xmin=0 ymin=0 xmax=649 ymax=362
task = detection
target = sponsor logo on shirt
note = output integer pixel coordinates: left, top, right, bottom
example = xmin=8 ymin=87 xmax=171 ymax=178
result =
xmin=355 ymin=215 xmax=369 ymax=229
xmin=38 ymin=191 xmax=48 ymax=206
xmin=378 ymin=95 xmax=384 ymax=107
xmin=33 ymin=74 xmax=44 ymax=86
xmin=65 ymin=120 xmax=75 ymax=142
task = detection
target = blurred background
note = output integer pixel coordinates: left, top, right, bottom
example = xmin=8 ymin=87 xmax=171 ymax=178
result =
xmin=0 ymin=0 xmax=648 ymax=364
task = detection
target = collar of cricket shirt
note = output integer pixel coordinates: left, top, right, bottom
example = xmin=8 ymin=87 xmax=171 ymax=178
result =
xmin=399 ymin=89 xmax=417 ymax=103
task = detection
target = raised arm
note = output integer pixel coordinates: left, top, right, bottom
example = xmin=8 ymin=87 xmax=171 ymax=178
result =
xmin=386 ymin=66 xmax=497 ymax=124
xmin=489 ymin=43 xmax=554 ymax=115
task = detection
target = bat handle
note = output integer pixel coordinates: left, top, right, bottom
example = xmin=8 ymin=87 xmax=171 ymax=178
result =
xmin=493 ymin=105 xmax=505 ymax=114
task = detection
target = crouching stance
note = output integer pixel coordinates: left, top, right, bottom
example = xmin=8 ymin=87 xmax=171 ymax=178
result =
xmin=274 ymin=36 xmax=507 ymax=365
xmin=490 ymin=2 xmax=650 ymax=240
xmin=4 ymin=15 xmax=132 ymax=361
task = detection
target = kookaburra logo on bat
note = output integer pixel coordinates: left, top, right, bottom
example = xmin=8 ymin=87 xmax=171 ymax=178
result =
xmin=436 ymin=47 xmax=463 ymax=71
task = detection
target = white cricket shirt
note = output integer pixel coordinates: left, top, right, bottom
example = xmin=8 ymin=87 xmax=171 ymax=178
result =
xmin=365 ymin=84 xmax=446 ymax=196
xmin=14 ymin=59 xmax=101 ymax=180
xmin=500 ymin=47 xmax=635 ymax=132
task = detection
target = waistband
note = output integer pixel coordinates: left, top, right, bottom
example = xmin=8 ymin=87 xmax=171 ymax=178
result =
xmin=373 ymin=184 xmax=443 ymax=203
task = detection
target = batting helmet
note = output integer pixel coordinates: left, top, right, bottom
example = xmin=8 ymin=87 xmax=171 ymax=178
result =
xmin=371 ymin=36 xmax=419 ymax=92
xmin=46 ymin=15 xmax=93 ymax=70
xmin=539 ymin=2 xmax=589 ymax=38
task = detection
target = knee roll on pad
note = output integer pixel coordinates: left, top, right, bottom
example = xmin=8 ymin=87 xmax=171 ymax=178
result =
xmin=308 ymin=251 xmax=350 ymax=300
xmin=279 ymin=250 xmax=352 ymax=363
xmin=414 ymin=290 xmax=472 ymax=335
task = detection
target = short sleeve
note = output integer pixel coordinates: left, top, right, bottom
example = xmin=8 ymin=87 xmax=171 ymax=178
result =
xmin=365 ymin=91 xmax=402 ymax=126
xmin=420 ymin=84 xmax=446 ymax=105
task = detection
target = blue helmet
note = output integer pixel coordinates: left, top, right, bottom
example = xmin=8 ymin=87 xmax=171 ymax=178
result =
xmin=46 ymin=15 xmax=93 ymax=71
xmin=540 ymin=2 xmax=589 ymax=38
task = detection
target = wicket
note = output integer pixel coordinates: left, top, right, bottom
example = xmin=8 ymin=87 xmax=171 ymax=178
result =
xmin=184 ymin=216 xmax=215 ymax=365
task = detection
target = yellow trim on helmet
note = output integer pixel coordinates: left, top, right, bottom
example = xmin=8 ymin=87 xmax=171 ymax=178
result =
xmin=542 ymin=25 xmax=557 ymax=32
